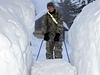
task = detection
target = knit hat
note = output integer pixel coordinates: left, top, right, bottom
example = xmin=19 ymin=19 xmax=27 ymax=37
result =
xmin=47 ymin=2 xmax=55 ymax=8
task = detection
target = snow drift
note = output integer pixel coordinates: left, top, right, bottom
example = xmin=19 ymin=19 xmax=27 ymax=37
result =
xmin=69 ymin=0 xmax=100 ymax=75
xmin=31 ymin=59 xmax=77 ymax=75
xmin=0 ymin=0 xmax=35 ymax=75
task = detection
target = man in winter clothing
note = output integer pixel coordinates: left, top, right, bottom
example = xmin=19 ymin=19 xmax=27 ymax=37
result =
xmin=42 ymin=2 xmax=63 ymax=59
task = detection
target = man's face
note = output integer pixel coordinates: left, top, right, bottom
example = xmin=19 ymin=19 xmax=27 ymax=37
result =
xmin=48 ymin=6 xmax=54 ymax=12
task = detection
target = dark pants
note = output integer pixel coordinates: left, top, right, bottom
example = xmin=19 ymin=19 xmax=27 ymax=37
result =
xmin=46 ymin=40 xmax=63 ymax=59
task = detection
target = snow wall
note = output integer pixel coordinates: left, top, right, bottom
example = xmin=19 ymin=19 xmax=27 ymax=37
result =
xmin=0 ymin=0 xmax=35 ymax=75
xmin=69 ymin=0 xmax=100 ymax=75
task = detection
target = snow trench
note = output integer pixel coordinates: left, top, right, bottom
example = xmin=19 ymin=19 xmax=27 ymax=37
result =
xmin=0 ymin=0 xmax=35 ymax=75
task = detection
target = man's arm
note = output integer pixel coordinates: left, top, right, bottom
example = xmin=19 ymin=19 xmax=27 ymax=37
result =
xmin=42 ymin=14 xmax=48 ymax=35
xmin=56 ymin=12 xmax=63 ymax=34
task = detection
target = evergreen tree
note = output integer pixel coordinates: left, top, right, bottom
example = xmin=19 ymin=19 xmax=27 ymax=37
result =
xmin=56 ymin=0 xmax=95 ymax=29
xmin=56 ymin=0 xmax=82 ymax=28
xmin=88 ymin=0 xmax=95 ymax=3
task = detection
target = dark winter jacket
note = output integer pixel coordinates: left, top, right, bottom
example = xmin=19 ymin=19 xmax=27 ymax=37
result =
xmin=42 ymin=10 xmax=63 ymax=40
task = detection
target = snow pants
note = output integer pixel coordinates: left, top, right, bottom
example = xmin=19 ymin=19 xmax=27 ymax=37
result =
xmin=46 ymin=40 xmax=63 ymax=59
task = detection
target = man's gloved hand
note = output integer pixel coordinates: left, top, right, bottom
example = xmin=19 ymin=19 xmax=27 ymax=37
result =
xmin=44 ymin=33 xmax=50 ymax=41
xmin=54 ymin=33 xmax=60 ymax=42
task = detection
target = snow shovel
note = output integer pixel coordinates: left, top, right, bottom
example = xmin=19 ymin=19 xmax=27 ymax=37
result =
xmin=36 ymin=39 xmax=44 ymax=61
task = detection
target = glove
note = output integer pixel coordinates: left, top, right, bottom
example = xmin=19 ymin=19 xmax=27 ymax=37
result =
xmin=54 ymin=33 xmax=60 ymax=42
xmin=44 ymin=33 xmax=50 ymax=41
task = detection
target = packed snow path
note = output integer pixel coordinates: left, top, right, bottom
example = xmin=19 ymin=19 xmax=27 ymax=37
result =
xmin=31 ymin=59 xmax=77 ymax=75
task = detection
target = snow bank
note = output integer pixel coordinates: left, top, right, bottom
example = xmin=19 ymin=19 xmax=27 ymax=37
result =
xmin=0 ymin=0 xmax=35 ymax=75
xmin=31 ymin=59 xmax=77 ymax=75
xmin=69 ymin=0 xmax=100 ymax=75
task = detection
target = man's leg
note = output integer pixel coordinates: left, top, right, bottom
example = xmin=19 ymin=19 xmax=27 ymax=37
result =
xmin=46 ymin=40 xmax=54 ymax=59
xmin=54 ymin=41 xmax=63 ymax=59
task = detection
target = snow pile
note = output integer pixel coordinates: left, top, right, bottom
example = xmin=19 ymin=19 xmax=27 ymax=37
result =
xmin=69 ymin=0 xmax=100 ymax=75
xmin=0 ymin=0 xmax=35 ymax=75
xmin=31 ymin=59 xmax=77 ymax=75
xmin=31 ymin=36 xmax=46 ymax=61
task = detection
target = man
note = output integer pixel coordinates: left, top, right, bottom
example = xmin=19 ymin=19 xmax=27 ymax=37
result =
xmin=42 ymin=2 xmax=63 ymax=59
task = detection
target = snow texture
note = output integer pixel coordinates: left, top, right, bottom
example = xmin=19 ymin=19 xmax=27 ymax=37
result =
xmin=0 ymin=0 xmax=35 ymax=75
xmin=69 ymin=0 xmax=100 ymax=75
xmin=31 ymin=59 xmax=77 ymax=75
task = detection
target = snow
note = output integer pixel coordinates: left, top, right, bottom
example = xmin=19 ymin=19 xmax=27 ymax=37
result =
xmin=0 ymin=0 xmax=35 ymax=75
xmin=31 ymin=0 xmax=52 ymax=15
xmin=1 ymin=0 xmax=100 ymax=75
xmin=63 ymin=22 xmax=69 ymax=30
xmin=31 ymin=59 xmax=77 ymax=75
xmin=31 ymin=36 xmax=46 ymax=61
xmin=31 ymin=0 xmax=52 ymax=20
xmin=69 ymin=0 xmax=100 ymax=75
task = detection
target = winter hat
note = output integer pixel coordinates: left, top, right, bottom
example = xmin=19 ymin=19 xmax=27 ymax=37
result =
xmin=47 ymin=2 xmax=55 ymax=8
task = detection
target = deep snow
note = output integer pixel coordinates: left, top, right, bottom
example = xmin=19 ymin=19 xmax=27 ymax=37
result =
xmin=0 ymin=0 xmax=100 ymax=75
xmin=0 ymin=0 xmax=35 ymax=75
xmin=31 ymin=59 xmax=77 ymax=75
xmin=69 ymin=0 xmax=100 ymax=75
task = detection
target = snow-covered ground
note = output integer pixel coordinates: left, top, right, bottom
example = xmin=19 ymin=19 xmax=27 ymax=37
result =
xmin=31 ymin=59 xmax=77 ymax=75
xmin=69 ymin=0 xmax=100 ymax=75
xmin=1 ymin=0 xmax=100 ymax=75
xmin=0 ymin=0 xmax=35 ymax=75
